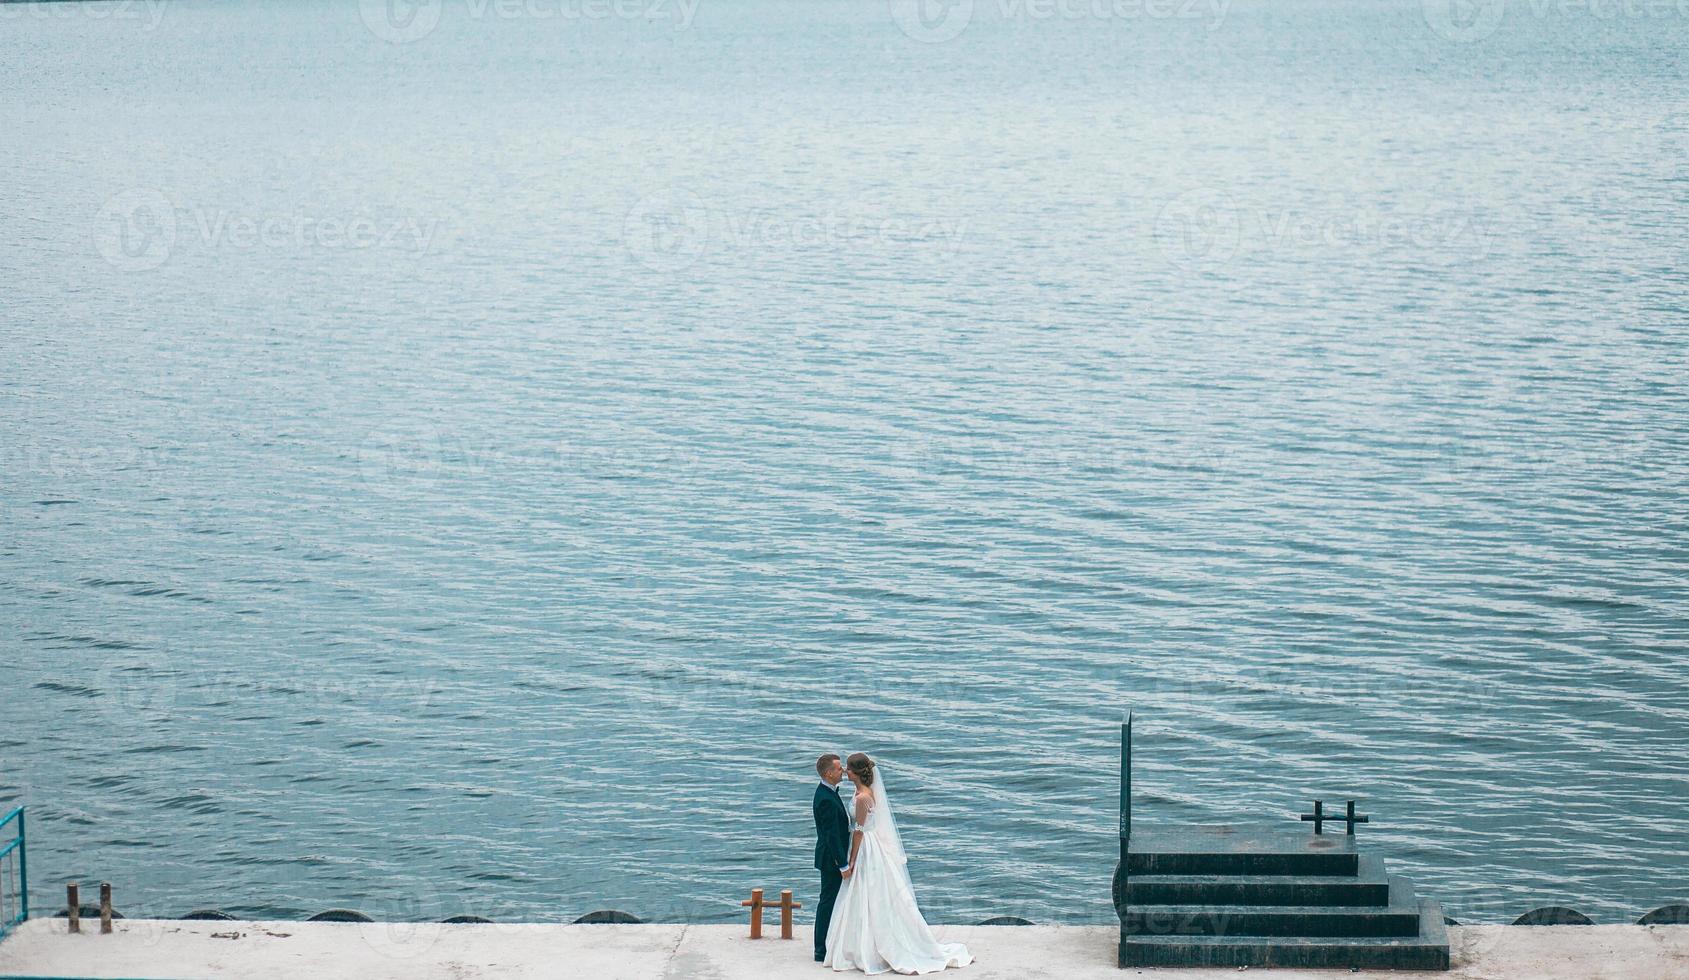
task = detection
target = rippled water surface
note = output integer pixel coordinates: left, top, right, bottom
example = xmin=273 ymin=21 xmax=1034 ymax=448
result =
xmin=2 ymin=0 xmax=1687 ymax=927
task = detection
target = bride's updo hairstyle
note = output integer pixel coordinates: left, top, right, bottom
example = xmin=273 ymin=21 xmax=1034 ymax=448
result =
xmin=846 ymin=752 xmax=876 ymax=787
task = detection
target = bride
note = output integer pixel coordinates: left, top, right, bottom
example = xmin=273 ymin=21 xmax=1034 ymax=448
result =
xmin=824 ymin=753 xmax=973 ymax=975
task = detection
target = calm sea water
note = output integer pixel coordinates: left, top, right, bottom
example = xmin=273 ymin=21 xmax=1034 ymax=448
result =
xmin=2 ymin=0 xmax=1687 ymax=929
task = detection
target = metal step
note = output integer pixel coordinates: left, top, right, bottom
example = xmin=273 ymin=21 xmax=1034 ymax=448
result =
xmin=1124 ymin=854 xmax=1391 ymax=907
xmin=1126 ymin=825 xmax=1360 ymax=877
xmin=1120 ymin=898 xmax=1451 ymax=970
xmin=1122 ymin=876 xmax=1423 ymax=938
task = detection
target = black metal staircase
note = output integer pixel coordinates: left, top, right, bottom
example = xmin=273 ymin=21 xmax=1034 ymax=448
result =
xmin=1113 ymin=716 xmax=1451 ymax=970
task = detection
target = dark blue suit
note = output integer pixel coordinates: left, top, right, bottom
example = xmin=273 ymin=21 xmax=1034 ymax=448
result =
xmin=812 ymin=781 xmax=850 ymax=960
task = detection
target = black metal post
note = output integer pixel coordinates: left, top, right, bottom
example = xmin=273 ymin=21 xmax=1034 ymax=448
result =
xmin=1119 ymin=712 xmax=1132 ymax=843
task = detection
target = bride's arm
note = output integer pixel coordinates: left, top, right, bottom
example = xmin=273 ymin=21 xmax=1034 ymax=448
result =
xmin=843 ymin=793 xmax=869 ymax=878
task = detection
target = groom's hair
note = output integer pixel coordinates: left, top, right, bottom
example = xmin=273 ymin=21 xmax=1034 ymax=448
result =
xmin=816 ymin=753 xmax=840 ymax=777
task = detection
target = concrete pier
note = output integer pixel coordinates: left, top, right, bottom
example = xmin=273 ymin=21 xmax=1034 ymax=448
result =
xmin=1 ymin=919 xmax=1686 ymax=979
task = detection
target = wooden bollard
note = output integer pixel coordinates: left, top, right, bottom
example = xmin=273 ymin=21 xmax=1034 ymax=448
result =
xmin=775 ymin=889 xmax=802 ymax=940
xmin=740 ymin=888 xmax=802 ymax=940
xmin=100 ymin=882 xmax=112 ymax=934
xmin=67 ymin=883 xmax=80 ymax=933
xmin=740 ymin=888 xmax=764 ymax=939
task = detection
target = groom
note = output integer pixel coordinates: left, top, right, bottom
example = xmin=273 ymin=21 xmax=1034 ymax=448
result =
xmin=812 ymin=753 xmax=851 ymax=962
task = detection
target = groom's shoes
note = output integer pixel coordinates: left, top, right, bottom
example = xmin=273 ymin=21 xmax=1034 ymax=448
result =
xmin=814 ymin=953 xmax=825 ymax=963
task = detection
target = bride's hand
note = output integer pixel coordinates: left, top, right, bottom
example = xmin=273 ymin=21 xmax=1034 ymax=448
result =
xmin=840 ymin=866 xmax=853 ymax=879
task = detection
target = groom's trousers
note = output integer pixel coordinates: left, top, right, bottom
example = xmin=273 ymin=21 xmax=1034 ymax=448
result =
xmin=813 ymin=865 xmax=843 ymax=960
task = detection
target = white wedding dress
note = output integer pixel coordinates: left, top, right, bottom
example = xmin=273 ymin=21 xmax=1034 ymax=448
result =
xmin=823 ymin=773 xmax=972 ymax=975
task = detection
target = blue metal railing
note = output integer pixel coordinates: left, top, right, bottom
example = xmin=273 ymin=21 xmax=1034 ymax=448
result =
xmin=0 ymin=806 xmax=27 ymax=942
